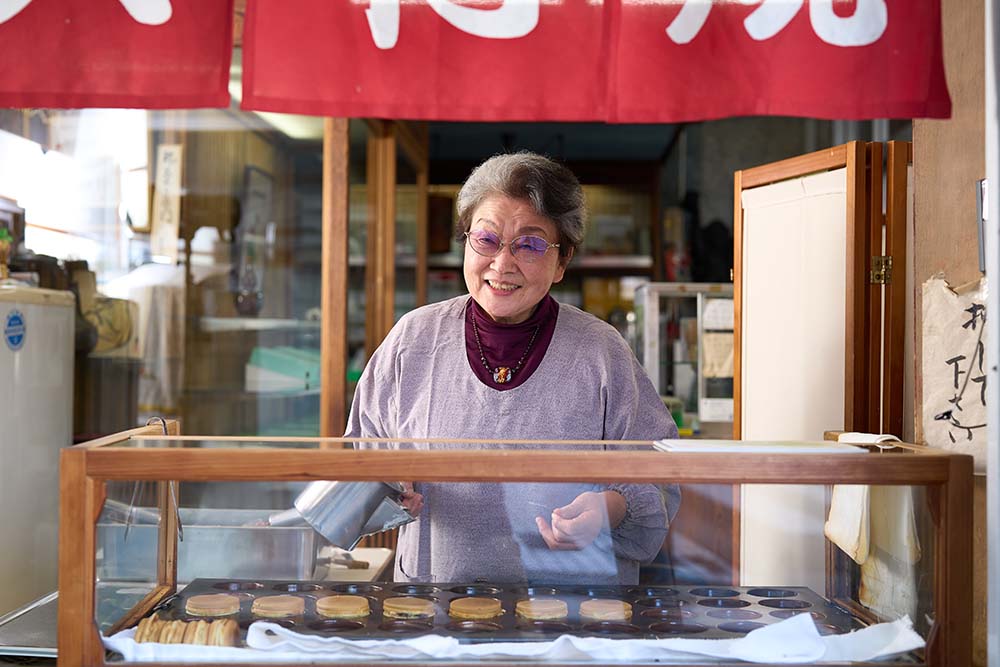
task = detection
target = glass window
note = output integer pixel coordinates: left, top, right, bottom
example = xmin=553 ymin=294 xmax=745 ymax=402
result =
xmin=1 ymin=52 xmax=328 ymax=445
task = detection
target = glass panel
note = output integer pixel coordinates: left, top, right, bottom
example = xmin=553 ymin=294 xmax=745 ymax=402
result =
xmin=394 ymin=149 xmax=418 ymax=322
xmin=426 ymin=184 xmax=465 ymax=304
xmin=98 ymin=457 xmax=936 ymax=665
xmin=3 ymin=50 xmax=327 ymax=441
xmin=96 ymin=481 xmax=161 ymax=634
xmin=631 ymin=283 xmax=734 ymax=437
xmin=581 ymin=184 xmax=652 ymax=258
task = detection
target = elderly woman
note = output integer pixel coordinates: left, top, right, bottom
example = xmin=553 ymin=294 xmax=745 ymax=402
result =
xmin=347 ymin=151 xmax=679 ymax=584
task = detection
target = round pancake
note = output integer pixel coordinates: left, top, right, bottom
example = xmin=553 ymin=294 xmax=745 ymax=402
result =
xmin=382 ymin=596 xmax=435 ymax=619
xmin=182 ymin=619 xmax=210 ymax=645
xmin=163 ymin=619 xmax=187 ymax=644
xmin=208 ymin=618 xmax=239 ymax=647
xmin=185 ymin=593 xmax=240 ymax=617
xmin=515 ymin=598 xmax=568 ymax=620
xmin=316 ymin=594 xmax=371 ymax=619
xmin=449 ymin=597 xmax=502 ymax=620
xmin=251 ymin=594 xmax=305 ymax=618
xmin=134 ymin=615 xmax=157 ymax=643
xmin=579 ymin=598 xmax=632 ymax=621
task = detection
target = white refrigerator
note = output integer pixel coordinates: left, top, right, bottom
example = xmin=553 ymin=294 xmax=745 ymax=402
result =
xmin=0 ymin=285 xmax=74 ymax=614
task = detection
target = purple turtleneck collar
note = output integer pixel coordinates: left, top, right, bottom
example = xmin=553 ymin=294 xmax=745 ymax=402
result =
xmin=464 ymin=295 xmax=559 ymax=391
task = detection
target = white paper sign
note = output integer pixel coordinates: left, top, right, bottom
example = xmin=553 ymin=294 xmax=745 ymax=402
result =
xmin=921 ymin=276 xmax=987 ymax=472
xmin=150 ymin=144 xmax=182 ymax=263
xmin=702 ymin=332 xmax=733 ymax=378
xmin=702 ymin=297 xmax=734 ymax=330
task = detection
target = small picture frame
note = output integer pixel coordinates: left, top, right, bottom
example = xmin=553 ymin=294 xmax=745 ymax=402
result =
xmin=231 ymin=166 xmax=274 ymax=316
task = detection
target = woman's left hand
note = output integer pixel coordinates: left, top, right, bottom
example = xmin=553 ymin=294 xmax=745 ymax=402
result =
xmin=535 ymin=491 xmax=622 ymax=550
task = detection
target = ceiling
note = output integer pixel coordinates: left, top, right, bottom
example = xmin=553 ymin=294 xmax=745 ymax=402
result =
xmin=428 ymin=122 xmax=680 ymax=163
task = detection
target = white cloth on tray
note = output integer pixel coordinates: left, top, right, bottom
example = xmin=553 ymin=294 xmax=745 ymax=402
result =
xmin=103 ymin=612 xmax=924 ymax=664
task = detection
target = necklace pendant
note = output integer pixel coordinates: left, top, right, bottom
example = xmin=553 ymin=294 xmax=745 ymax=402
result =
xmin=493 ymin=367 xmax=513 ymax=384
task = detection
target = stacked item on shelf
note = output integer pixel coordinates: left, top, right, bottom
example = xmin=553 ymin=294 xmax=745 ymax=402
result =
xmin=245 ymin=346 xmax=321 ymax=393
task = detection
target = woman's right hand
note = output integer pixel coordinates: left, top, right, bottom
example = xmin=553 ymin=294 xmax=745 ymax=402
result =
xmin=399 ymin=482 xmax=424 ymax=517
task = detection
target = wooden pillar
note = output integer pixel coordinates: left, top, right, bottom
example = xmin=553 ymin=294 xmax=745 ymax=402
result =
xmin=926 ymin=455 xmax=974 ymax=666
xmin=321 ymin=118 xmax=350 ymax=437
xmin=882 ymin=142 xmax=911 ymax=437
xmin=57 ymin=450 xmax=106 ymax=667
xmin=364 ymin=121 xmax=397 ymax=357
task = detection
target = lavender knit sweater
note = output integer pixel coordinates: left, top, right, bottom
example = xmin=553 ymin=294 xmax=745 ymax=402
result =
xmin=346 ymin=296 xmax=680 ymax=584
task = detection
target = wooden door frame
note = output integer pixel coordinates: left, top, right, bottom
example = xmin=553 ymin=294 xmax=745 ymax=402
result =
xmin=883 ymin=141 xmax=912 ymax=437
xmin=865 ymin=142 xmax=884 ymax=433
xmin=733 ymin=141 xmax=872 ymax=437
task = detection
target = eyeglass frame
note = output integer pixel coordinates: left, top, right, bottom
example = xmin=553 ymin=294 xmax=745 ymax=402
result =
xmin=463 ymin=229 xmax=561 ymax=263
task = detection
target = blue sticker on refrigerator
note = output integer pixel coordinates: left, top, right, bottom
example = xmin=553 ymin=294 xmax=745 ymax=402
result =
xmin=4 ymin=309 xmax=25 ymax=351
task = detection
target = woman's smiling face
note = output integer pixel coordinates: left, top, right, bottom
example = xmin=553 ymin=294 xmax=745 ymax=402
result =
xmin=463 ymin=194 xmax=571 ymax=324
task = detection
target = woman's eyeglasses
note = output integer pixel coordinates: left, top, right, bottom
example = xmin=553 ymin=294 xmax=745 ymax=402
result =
xmin=464 ymin=230 xmax=560 ymax=263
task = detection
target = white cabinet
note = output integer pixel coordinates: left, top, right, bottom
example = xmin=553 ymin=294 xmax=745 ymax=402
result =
xmin=633 ymin=282 xmax=733 ymax=430
xmin=0 ymin=286 xmax=74 ymax=614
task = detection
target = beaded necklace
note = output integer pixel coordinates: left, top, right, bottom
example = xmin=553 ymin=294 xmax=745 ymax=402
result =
xmin=470 ymin=316 xmax=540 ymax=385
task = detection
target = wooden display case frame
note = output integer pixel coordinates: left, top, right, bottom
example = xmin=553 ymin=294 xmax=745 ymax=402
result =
xmin=59 ymin=425 xmax=972 ymax=666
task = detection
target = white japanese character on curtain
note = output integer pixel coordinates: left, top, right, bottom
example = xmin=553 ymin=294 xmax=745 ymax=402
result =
xmin=666 ymin=0 xmax=888 ymax=47
xmin=365 ymin=0 xmax=539 ymax=50
xmin=0 ymin=0 xmax=172 ymax=25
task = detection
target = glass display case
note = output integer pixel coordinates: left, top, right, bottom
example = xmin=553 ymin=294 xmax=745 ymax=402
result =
xmin=58 ymin=421 xmax=972 ymax=665
xmin=633 ymin=282 xmax=734 ymax=433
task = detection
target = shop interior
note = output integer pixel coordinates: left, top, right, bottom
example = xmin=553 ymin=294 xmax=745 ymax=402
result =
xmin=0 ymin=7 xmax=991 ymax=662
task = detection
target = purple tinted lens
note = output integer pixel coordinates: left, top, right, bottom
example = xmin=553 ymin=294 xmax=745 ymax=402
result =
xmin=470 ymin=230 xmax=501 ymax=253
xmin=513 ymin=236 xmax=549 ymax=257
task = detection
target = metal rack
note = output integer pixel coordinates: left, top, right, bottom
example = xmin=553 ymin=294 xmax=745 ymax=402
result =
xmin=633 ymin=283 xmax=734 ymax=427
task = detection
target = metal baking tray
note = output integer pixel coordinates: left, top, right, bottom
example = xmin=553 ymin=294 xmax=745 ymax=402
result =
xmin=149 ymin=579 xmax=867 ymax=643
xmin=97 ymin=509 xmax=320 ymax=583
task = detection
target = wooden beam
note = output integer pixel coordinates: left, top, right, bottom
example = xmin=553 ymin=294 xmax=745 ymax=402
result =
xmin=926 ymin=455 xmax=974 ymax=666
xmin=85 ymin=448 xmax=954 ymax=485
xmin=732 ymin=168 xmax=744 ymax=439
xmin=883 ymin=141 xmax=911 ymax=437
xmin=739 ymin=144 xmax=848 ymax=190
xmin=156 ymin=481 xmax=179 ymax=589
xmin=395 ymin=121 xmax=429 ymax=166
xmin=57 ymin=450 xmax=105 ymax=667
xmin=844 ymin=140 xmax=868 ymax=432
xmin=364 ymin=120 xmax=397 ymax=355
xmin=321 ymin=118 xmax=350 ymax=437
xmin=865 ymin=142 xmax=884 ymax=433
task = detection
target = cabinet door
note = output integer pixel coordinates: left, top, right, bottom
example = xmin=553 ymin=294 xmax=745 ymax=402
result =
xmin=734 ymin=142 xmax=878 ymax=591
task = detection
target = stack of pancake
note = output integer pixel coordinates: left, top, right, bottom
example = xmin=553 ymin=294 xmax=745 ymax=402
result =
xmin=133 ymin=615 xmax=238 ymax=646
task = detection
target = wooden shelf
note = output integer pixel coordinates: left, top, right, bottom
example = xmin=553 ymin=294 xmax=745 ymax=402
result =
xmin=198 ymin=317 xmax=321 ymax=333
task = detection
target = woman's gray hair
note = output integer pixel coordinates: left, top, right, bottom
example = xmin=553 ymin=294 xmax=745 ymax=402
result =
xmin=455 ymin=151 xmax=586 ymax=257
